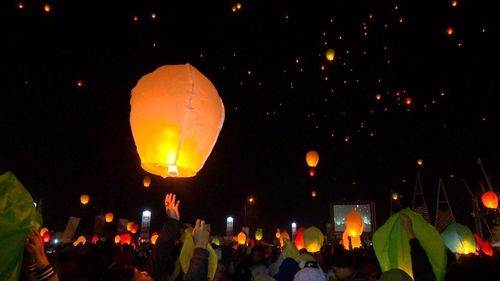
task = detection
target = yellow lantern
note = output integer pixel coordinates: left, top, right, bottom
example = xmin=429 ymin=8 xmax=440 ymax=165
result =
xmin=417 ymin=159 xmax=424 ymax=166
xmin=130 ymin=64 xmax=225 ymax=178
xmin=345 ymin=209 xmax=364 ymax=238
xmin=303 ymin=226 xmax=324 ymax=253
xmin=237 ymin=231 xmax=247 ymax=245
xmin=255 ymin=228 xmax=263 ymax=241
xmin=143 ymin=176 xmax=151 ymax=187
xmin=151 ymin=232 xmax=159 ymax=245
xmin=306 ymin=150 xmax=319 ymax=168
xmin=44 ymin=4 xmax=51 ymax=13
xmin=275 ymin=228 xmax=281 ymax=239
xmin=114 ymin=235 xmax=121 ymax=244
xmin=325 ymin=49 xmax=335 ymax=61
xmin=105 ymin=212 xmax=114 ymax=223
xmin=80 ymin=194 xmax=89 ymax=205
xmin=392 ymin=193 xmax=399 ymax=201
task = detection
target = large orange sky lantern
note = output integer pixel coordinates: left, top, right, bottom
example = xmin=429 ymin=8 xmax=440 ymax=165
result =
xmin=130 ymin=64 xmax=225 ymax=178
xmin=482 ymin=191 xmax=498 ymax=209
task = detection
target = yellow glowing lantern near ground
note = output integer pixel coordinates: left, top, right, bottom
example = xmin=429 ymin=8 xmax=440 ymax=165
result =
xmin=303 ymin=226 xmax=324 ymax=253
xmin=143 ymin=176 xmax=151 ymax=187
xmin=130 ymin=64 xmax=225 ymax=178
xmin=255 ymin=228 xmax=263 ymax=241
xmin=325 ymin=49 xmax=335 ymax=61
xmin=80 ymin=194 xmax=89 ymax=205
xmin=151 ymin=232 xmax=159 ymax=245
xmin=306 ymin=150 xmax=319 ymax=168
xmin=105 ymin=212 xmax=114 ymax=223
xmin=345 ymin=209 xmax=364 ymax=237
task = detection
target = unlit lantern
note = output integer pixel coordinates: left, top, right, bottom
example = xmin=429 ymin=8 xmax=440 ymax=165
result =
xmin=130 ymin=64 xmax=225 ymax=178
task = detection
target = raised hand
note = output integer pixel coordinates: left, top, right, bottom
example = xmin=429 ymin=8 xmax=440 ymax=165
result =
xmin=164 ymin=193 xmax=180 ymax=221
xmin=25 ymin=230 xmax=49 ymax=265
xmin=192 ymin=219 xmax=210 ymax=249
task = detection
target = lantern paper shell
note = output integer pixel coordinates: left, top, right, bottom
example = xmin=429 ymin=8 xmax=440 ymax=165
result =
xmin=325 ymin=49 xmax=335 ymax=61
xmin=130 ymin=64 xmax=225 ymax=178
xmin=279 ymin=231 xmax=291 ymax=248
xmin=80 ymin=194 xmax=89 ymax=205
xmin=345 ymin=209 xmax=364 ymax=237
xmin=481 ymin=191 xmax=498 ymax=209
xmin=105 ymin=212 xmax=114 ymax=223
xmin=441 ymin=223 xmax=476 ymax=255
xmin=151 ymin=232 xmax=159 ymax=245
xmin=294 ymin=227 xmax=305 ymax=250
xmin=303 ymin=226 xmax=324 ymax=253
xmin=373 ymin=208 xmax=447 ymax=281
xmin=306 ymin=151 xmax=319 ymax=168
xmin=255 ymin=228 xmax=263 ymax=241
xmin=237 ymin=231 xmax=247 ymax=245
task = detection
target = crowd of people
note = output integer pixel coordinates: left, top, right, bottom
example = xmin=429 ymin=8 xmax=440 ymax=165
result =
xmin=18 ymin=193 xmax=500 ymax=281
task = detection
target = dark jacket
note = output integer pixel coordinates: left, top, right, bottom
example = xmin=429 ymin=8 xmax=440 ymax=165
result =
xmin=409 ymin=238 xmax=436 ymax=281
xmin=184 ymin=248 xmax=209 ymax=281
xmin=145 ymin=217 xmax=183 ymax=281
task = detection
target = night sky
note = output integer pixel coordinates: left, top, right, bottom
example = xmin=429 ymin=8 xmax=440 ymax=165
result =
xmin=2 ymin=0 xmax=499 ymax=238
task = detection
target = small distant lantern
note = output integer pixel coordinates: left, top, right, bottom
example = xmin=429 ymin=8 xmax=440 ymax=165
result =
xmin=325 ymin=49 xmax=335 ymax=61
xmin=130 ymin=222 xmax=139 ymax=234
xmin=405 ymin=97 xmax=412 ymax=105
xmin=447 ymin=27 xmax=454 ymax=35
xmin=237 ymin=231 xmax=247 ymax=245
xmin=91 ymin=235 xmax=99 ymax=244
xmin=392 ymin=193 xmax=399 ymax=200
xmin=236 ymin=3 xmax=242 ymax=9
xmin=417 ymin=159 xmax=423 ymax=166
xmin=44 ymin=4 xmax=50 ymax=13
xmin=303 ymin=226 xmax=324 ymax=253
xmin=39 ymin=227 xmax=49 ymax=237
xmin=143 ymin=176 xmax=151 ymax=187
xmin=120 ymin=234 xmax=132 ymax=245
xmin=275 ymin=228 xmax=281 ymax=239
xmin=311 ymin=190 xmax=317 ymax=198
xmin=151 ymin=232 xmax=159 ymax=245
xmin=114 ymin=235 xmax=121 ymax=244
xmin=481 ymin=191 xmax=498 ymax=209
xmin=375 ymin=93 xmax=382 ymax=100
xmin=255 ymin=228 xmax=263 ymax=241
xmin=42 ymin=232 xmax=51 ymax=243
xmin=130 ymin=64 xmax=225 ymax=178
xmin=105 ymin=212 xmax=114 ymax=223
xmin=80 ymin=194 xmax=89 ymax=205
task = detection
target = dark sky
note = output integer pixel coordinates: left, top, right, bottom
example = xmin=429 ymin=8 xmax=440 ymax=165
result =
xmin=1 ymin=0 xmax=499 ymax=238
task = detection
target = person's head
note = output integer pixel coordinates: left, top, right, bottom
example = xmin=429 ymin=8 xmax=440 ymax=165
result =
xmin=251 ymin=245 xmax=265 ymax=264
xmin=105 ymin=262 xmax=153 ymax=281
xmin=330 ymin=249 xmax=359 ymax=280
xmin=380 ymin=269 xmax=412 ymax=281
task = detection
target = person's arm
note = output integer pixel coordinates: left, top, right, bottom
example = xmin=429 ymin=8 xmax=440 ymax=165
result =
xmin=184 ymin=219 xmax=210 ymax=281
xmin=146 ymin=193 xmax=183 ymax=281
xmin=25 ymin=231 xmax=59 ymax=281
xmin=400 ymin=213 xmax=436 ymax=281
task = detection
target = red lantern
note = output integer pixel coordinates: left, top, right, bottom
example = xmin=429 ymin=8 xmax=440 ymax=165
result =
xmin=120 ymin=234 xmax=132 ymax=245
xmin=42 ymin=232 xmax=51 ymax=243
xmin=309 ymin=169 xmax=315 ymax=177
xmin=130 ymin=222 xmax=139 ymax=234
xmin=294 ymin=227 xmax=305 ymax=250
xmin=482 ymin=241 xmax=493 ymax=256
xmin=91 ymin=235 xmax=99 ymax=244
xmin=482 ymin=191 xmax=498 ymax=209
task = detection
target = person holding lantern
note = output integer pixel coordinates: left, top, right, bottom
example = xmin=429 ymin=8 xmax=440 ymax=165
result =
xmin=23 ymin=230 xmax=60 ymax=281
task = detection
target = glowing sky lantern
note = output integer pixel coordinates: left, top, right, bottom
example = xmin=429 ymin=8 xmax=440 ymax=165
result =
xmin=143 ymin=176 xmax=151 ymax=187
xmin=280 ymin=231 xmax=290 ymax=247
xmin=114 ymin=235 xmax=121 ymax=244
xmin=237 ymin=231 xmax=247 ymax=245
xmin=294 ymin=227 xmax=305 ymax=250
xmin=73 ymin=235 xmax=86 ymax=247
xmin=120 ymin=234 xmax=132 ymax=245
xmin=447 ymin=27 xmax=454 ymax=35
xmin=481 ymin=191 xmax=498 ymax=209
xmin=236 ymin=3 xmax=242 ymax=9
xmin=417 ymin=159 xmax=424 ymax=166
xmin=80 ymin=194 xmax=89 ymax=205
xmin=255 ymin=228 xmax=263 ymax=241
xmin=306 ymin=150 xmax=319 ymax=168
xmin=345 ymin=209 xmax=364 ymax=237
xmin=42 ymin=232 xmax=51 ymax=243
xmin=303 ymin=226 xmax=324 ymax=253
xmin=375 ymin=93 xmax=382 ymax=100
xmin=325 ymin=49 xmax=335 ymax=61
xmin=39 ymin=227 xmax=49 ymax=237
xmin=127 ymin=222 xmax=133 ymax=232
xmin=275 ymin=228 xmax=281 ymax=239
xmin=44 ymin=4 xmax=50 ymax=13
xmin=392 ymin=193 xmax=399 ymax=200
xmin=91 ymin=235 xmax=99 ymax=244
xmin=130 ymin=64 xmax=225 ymax=178
xmin=342 ymin=230 xmax=362 ymax=250
xmin=451 ymin=0 xmax=458 ymax=7
xmin=130 ymin=222 xmax=139 ymax=234
xmin=105 ymin=212 xmax=114 ymax=223
xmin=405 ymin=97 xmax=412 ymax=105
xmin=311 ymin=190 xmax=317 ymax=198
xmin=441 ymin=223 xmax=476 ymax=254
xmin=151 ymin=232 xmax=159 ymax=245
